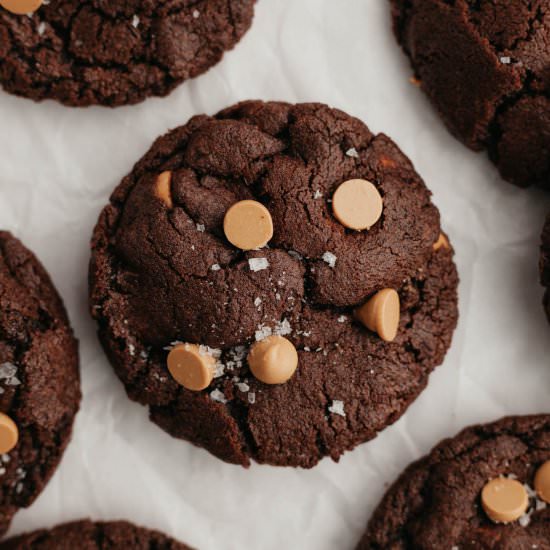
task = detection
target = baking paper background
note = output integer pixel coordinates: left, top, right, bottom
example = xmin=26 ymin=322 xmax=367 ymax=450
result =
xmin=0 ymin=1 xmax=549 ymax=548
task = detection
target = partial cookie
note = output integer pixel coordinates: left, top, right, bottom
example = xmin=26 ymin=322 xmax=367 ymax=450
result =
xmin=358 ymin=415 xmax=550 ymax=549
xmin=542 ymin=214 xmax=550 ymax=322
xmin=0 ymin=0 xmax=256 ymax=107
xmin=89 ymin=100 xmax=459 ymax=468
xmin=0 ymin=232 xmax=80 ymax=536
xmin=0 ymin=519 xmax=192 ymax=549
xmin=391 ymin=0 xmax=550 ymax=189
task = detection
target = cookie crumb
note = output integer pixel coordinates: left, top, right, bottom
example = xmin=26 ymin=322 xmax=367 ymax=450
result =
xmin=322 ymin=251 xmax=337 ymax=268
xmin=249 ymin=258 xmax=269 ymax=272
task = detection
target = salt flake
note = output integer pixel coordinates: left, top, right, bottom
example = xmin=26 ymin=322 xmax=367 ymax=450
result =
xmin=210 ymin=389 xmax=227 ymax=404
xmin=346 ymin=147 xmax=359 ymax=158
xmin=211 ymin=264 xmax=221 ymax=271
xmin=249 ymin=258 xmax=269 ymax=272
xmin=328 ymin=400 xmax=346 ymax=417
xmin=322 ymin=251 xmax=337 ymax=268
xmin=132 ymin=15 xmax=140 ymax=28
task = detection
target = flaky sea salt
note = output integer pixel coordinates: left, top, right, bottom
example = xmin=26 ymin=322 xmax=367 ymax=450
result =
xmin=328 ymin=400 xmax=346 ymax=417
xmin=196 ymin=223 xmax=205 ymax=232
xmin=211 ymin=264 xmax=221 ymax=271
xmin=500 ymin=56 xmax=511 ymax=64
xmin=193 ymin=9 xmax=200 ymax=18
xmin=346 ymin=147 xmax=359 ymax=158
xmin=288 ymin=250 xmax=303 ymax=261
xmin=132 ymin=14 xmax=140 ymax=28
xmin=128 ymin=344 xmax=136 ymax=356
xmin=255 ymin=324 xmax=273 ymax=341
xmin=210 ymin=389 xmax=227 ymax=404
xmin=337 ymin=315 xmax=347 ymax=323
xmin=248 ymin=392 xmax=256 ymax=404
xmin=254 ymin=297 xmax=262 ymax=307
xmin=274 ymin=318 xmax=292 ymax=336
xmin=37 ymin=22 xmax=46 ymax=35
xmin=236 ymin=382 xmax=250 ymax=393
xmin=0 ymin=363 xmax=20 ymax=387
xmin=322 ymin=251 xmax=337 ymax=268
xmin=313 ymin=189 xmax=323 ymax=199
xmin=249 ymin=258 xmax=269 ymax=272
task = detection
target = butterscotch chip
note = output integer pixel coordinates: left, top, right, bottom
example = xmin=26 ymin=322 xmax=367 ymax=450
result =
xmin=223 ymin=200 xmax=273 ymax=251
xmin=534 ymin=461 xmax=550 ymax=503
xmin=0 ymin=413 xmax=18 ymax=454
xmin=154 ymin=171 xmax=173 ymax=209
xmin=481 ymin=477 xmax=529 ymax=524
xmin=355 ymin=288 xmax=400 ymax=342
xmin=0 ymin=0 xmax=42 ymax=14
xmin=433 ymin=233 xmax=450 ymax=251
xmin=248 ymin=335 xmax=298 ymax=385
xmin=332 ymin=179 xmax=383 ymax=231
xmin=167 ymin=344 xmax=215 ymax=391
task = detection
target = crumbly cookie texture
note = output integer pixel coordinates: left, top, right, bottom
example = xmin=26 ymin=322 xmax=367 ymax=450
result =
xmin=542 ymin=214 xmax=550 ymax=322
xmin=89 ymin=101 xmax=459 ymax=468
xmin=391 ymin=0 xmax=550 ymax=189
xmin=0 ymin=0 xmax=255 ymax=107
xmin=0 ymin=232 xmax=80 ymax=536
xmin=358 ymin=415 xmax=550 ymax=549
xmin=0 ymin=519 xmax=192 ymax=549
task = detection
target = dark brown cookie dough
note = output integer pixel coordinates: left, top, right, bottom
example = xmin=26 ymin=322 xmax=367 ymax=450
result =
xmin=542 ymin=214 xmax=550 ymax=322
xmin=358 ymin=415 xmax=550 ymax=550
xmin=89 ymin=100 xmax=459 ymax=468
xmin=0 ymin=0 xmax=255 ymax=107
xmin=0 ymin=232 xmax=80 ymax=536
xmin=0 ymin=519 xmax=192 ymax=549
xmin=391 ymin=0 xmax=550 ymax=189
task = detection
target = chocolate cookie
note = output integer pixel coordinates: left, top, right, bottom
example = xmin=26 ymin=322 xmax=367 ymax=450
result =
xmin=89 ymin=100 xmax=459 ymax=468
xmin=0 ymin=232 xmax=80 ymax=536
xmin=0 ymin=0 xmax=255 ymax=107
xmin=391 ymin=0 xmax=550 ymax=189
xmin=542 ymin=214 xmax=550 ymax=322
xmin=0 ymin=519 xmax=192 ymax=549
xmin=358 ymin=415 xmax=550 ymax=549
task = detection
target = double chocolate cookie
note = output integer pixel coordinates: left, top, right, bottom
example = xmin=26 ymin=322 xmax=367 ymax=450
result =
xmin=0 ymin=519 xmax=192 ymax=549
xmin=358 ymin=415 xmax=550 ymax=549
xmin=0 ymin=232 xmax=80 ymax=536
xmin=89 ymin=100 xmax=459 ymax=468
xmin=391 ymin=0 xmax=550 ymax=189
xmin=542 ymin=214 xmax=550 ymax=322
xmin=0 ymin=0 xmax=256 ymax=107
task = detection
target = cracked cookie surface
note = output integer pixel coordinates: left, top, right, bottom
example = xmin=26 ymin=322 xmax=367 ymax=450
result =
xmin=0 ymin=232 xmax=80 ymax=536
xmin=0 ymin=519 xmax=192 ymax=549
xmin=358 ymin=415 xmax=550 ymax=549
xmin=391 ymin=0 xmax=550 ymax=189
xmin=89 ymin=100 xmax=459 ymax=468
xmin=0 ymin=0 xmax=255 ymax=107
xmin=542 ymin=214 xmax=550 ymax=322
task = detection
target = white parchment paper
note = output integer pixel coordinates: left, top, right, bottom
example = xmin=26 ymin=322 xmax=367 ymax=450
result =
xmin=1 ymin=1 xmax=549 ymax=548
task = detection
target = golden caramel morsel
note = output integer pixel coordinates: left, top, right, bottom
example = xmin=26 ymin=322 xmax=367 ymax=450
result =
xmin=223 ymin=200 xmax=274 ymax=251
xmin=481 ymin=477 xmax=529 ymax=524
xmin=534 ymin=461 xmax=550 ymax=504
xmin=167 ymin=344 xmax=215 ymax=391
xmin=248 ymin=335 xmax=298 ymax=385
xmin=0 ymin=413 xmax=18 ymax=454
xmin=433 ymin=232 xmax=450 ymax=251
xmin=355 ymin=288 xmax=400 ymax=342
xmin=0 ymin=0 xmax=42 ymax=14
xmin=155 ymin=171 xmax=173 ymax=209
xmin=332 ymin=179 xmax=383 ymax=231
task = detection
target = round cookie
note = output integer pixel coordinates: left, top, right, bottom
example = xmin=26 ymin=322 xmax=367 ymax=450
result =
xmin=542 ymin=214 xmax=550 ymax=322
xmin=0 ymin=519 xmax=192 ymax=549
xmin=0 ymin=0 xmax=256 ymax=107
xmin=358 ymin=415 xmax=550 ymax=549
xmin=390 ymin=0 xmax=550 ymax=189
xmin=0 ymin=232 xmax=80 ymax=535
xmin=89 ymin=100 xmax=459 ymax=468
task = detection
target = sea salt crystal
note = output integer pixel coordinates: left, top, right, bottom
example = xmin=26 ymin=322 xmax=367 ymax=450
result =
xmin=248 ymin=392 xmax=256 ymax=404
xmin=132 ymin=15 xmax=140 ymax=28
xmin=249 ymin=258 xmax=269 ymax=272
xmin=500 ymin=56 xmax=511 ymax=64
xmin=337 ymin=315 xmax=347 ymax=323
xmin=519 ymin=511 xmax=531 ymax=527
xmin=128 ymin=344 xmax=135 ymax=356
xmin=211 ymin=264 xmax=221 ymax=271
xmin=0 ymin=363 xmax=20 ymax=387
xmin=236 ymin=382 xmax=250 ymax=393
xmin=210 ymin=389 xmax=227 ymax=404
xmin=196 ymin=223 xmax=205 ymax=232
xmin=322 ymin=251 xmax=337 ymax=268
xmin=15 ymin=482 xmax=23 ymax=494
xmin=0 ymin=468 xmax=5 ymax=476
xmin=199 ymin=345 xmax=222 ymax=359
xmin=274 ymin=318 xmax=292 ymax=336
xmin=254 ymin=297 xmax=262 ymax=307
xmin=328 ymin=400 xmax=346 ymax=417
xmin=288 ymin=250 xmax=303 ymax=261
xmin=255 ymin=324 xmax=273 ymax=341
xmin=313 ymin=189 xmax=323 ymax=199
xmin=1 ymin=455 xmax=10 ymax=464
xmin=37 ymin=22 xmax=46 ymax=35
xmin=346 ymin=147 xmax=359 ymax=158
xmin=193 ymin=9 xmax=200 ymax=18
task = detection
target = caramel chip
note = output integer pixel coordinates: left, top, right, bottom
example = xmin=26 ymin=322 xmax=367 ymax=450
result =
xmin=167 ymin=344 xmax=215 ymax=391
xmin=0 ymin=0 xmax=42 ymax=14
xmin=0 ymin=413 xmax=18 ymax=454
xmin=155 ymin=171 xmax=173 ymax=209
xmin=433 ymin=233 xmax=450 ymax=251
xmin=223 ymin=200 xmax=273 ymax=251
xmin=481 ymin=477 xmax=529 ymax=524
xmin=248 ymin=335 xmax=298 ymax=385
xmin=355 ymin=288 xmax=400 ymax=342
xmin=332 ymin=179 xmax=383 ymax=231
xmin=534 ymin=461 xmax=550 ymax=504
